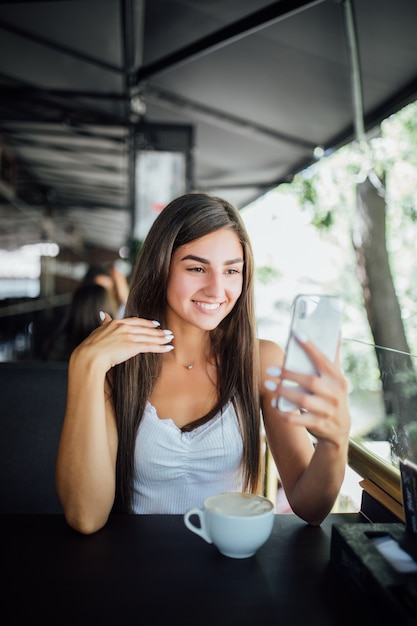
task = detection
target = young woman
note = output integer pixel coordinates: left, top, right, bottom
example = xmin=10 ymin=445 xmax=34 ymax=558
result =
xmin=56 ymin=193 xmax=351 ymax=534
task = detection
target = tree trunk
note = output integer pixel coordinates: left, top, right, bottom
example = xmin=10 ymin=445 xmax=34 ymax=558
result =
xmin=352 ymin=175 xmax=417 ymax=459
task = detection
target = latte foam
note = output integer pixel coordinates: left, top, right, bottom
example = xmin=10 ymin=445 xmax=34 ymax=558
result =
xmin=206 ymin=493 xmax=273 ymax=516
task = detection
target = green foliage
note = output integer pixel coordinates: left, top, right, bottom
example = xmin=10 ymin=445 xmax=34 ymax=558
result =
xmin=403 ymin=196 xmax=417 ymax=222
xmin=255 ymin=265 xmax=281 ymax=285
xmin=385 ymin=100 xmax=417 ymax=167
xmin=293 ymin=175 xmax=317 ymax=206
xmin=288 ymin=101 xmax=417 ymax=242
xmin=256 ymin=100 xmax=417 ymax=448
xmin=405 ymin=420 xmax=417 ymax=444
xmin=311 ymin=210 xmax=334 ymax=229
xmin=342 ymin=344 xmax=381 ymax=393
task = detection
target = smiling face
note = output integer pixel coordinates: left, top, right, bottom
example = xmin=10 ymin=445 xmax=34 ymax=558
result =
xmin=166 ymin=228 xmax=244 ymax=330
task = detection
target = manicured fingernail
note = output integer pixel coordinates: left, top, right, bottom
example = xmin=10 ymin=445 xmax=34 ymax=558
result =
xmin=99 ymin=311 xmax=106 ymax=322
xmin=163 ymin=329 xmax=174 ymax=336
xmin=271 ymin=397 xmax=277 ymax=408
xmin=264 ymin=380 xmax=277 ymax=391
xmin=266 ymin=366 xmax=281 ymax=377
xmin=164 ymin=345 xmax=174 ymax=351
xmin=152 ymin=320 xmax=161 ymax=326
xmin=292 ymin=329 xmax=308 ymax=343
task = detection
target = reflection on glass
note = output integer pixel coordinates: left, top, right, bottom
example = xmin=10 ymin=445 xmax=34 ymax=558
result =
xmin=344 ymin=336 xmax=417 ymax=468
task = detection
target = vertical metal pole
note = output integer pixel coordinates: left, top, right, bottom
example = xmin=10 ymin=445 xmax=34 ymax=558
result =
xmin=121 ymin=0 xmax=146 ymax=253
xmin=342 ymin=0 xmax=366 ymax=144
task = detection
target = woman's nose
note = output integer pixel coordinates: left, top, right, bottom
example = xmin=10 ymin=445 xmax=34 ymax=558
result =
xmin=204 ymin=271 xmax=224 ymax=296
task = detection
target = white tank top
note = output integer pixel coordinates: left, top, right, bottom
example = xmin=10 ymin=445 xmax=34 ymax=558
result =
xmin=132 ymin=400 xmax=244 ymax=513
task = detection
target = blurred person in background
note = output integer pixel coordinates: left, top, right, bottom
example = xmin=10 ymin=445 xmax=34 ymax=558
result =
xmin=81 ymin=263 xmax=129 ymax=319
xmin=42 ymin=283 xmax=118 ymax=361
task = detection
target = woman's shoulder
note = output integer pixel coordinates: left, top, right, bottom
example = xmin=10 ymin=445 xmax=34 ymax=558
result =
xmin=256 ymin=339 xmax=285 ymax=396
xmin=258 ymin=338 xmax=285 ymax=371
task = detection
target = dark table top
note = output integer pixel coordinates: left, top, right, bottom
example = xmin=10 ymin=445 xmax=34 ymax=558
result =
xmin=2 ymin=512 xmax=366 ymax=626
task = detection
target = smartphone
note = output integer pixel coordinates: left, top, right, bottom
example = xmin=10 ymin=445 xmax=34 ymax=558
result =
xmin=277 ymin=294 xmax=344 ymax=412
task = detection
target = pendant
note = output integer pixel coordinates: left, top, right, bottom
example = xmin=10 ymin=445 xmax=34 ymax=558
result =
xmin=186 ymin=364 xmax=193 ymax=370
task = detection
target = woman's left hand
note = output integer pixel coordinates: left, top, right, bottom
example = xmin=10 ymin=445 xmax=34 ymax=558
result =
xmin=266 ymin=334 xmax=350 ymax=450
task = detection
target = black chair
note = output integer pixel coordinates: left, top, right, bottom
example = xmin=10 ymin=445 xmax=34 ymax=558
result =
xmin=0 ymin=360 xmax=68 ymax=514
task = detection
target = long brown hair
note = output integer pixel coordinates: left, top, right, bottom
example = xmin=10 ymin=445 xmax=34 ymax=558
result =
xmin=112 ymin=193 xmax=261 ymax=512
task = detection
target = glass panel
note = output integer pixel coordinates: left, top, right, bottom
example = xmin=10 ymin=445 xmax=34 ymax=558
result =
xmin=343 ymin=336 xmax=417 ymax=469
xmin=135 ymin=150 xmax=187 ymax=241
xmin=242 ymin=99 xmax=417 ymax=515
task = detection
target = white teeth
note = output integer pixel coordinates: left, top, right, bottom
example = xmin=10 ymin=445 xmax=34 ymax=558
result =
xmin=195 ymin=302 xmax=221 ymax=310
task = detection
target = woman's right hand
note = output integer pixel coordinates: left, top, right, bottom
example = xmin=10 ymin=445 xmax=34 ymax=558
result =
xmin=72 ymin=315 xmax=174 ymax=372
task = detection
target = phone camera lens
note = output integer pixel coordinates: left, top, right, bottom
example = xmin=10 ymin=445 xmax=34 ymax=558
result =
xmin=299 ymin=299 xmax=307 ymax=319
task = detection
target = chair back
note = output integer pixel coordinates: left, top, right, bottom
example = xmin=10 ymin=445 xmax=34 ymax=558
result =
xmin=0 ymin=360 xmax=68 ymax=513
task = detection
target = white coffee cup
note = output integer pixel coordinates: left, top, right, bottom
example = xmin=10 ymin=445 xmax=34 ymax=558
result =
xmin=183 ymin=492 xmax=274 ymax=559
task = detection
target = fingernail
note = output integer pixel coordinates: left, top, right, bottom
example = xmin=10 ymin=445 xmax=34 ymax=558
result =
xmin=292 ymin=329 xmax=308 ymax=343
xmin=164 ymin=345 xmax=174 ymax=351
xmin=99 ymin=311 xmax=106 ymax=322
xmin=152 ymin=320 xmax=161 ymax=327
xmin=264 ymin=380 xmax=278 ymax=391
xmin=163 ymin=329 xmax=174 ymax=337
xmin=271 ymin=397 xmax=277 ymax=408
xmin=266 ymin=366 xmax=281 ymax=377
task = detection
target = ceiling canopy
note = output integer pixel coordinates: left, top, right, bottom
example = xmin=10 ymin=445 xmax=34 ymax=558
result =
xmin=0 ymin=0 xmax=416 ymax=254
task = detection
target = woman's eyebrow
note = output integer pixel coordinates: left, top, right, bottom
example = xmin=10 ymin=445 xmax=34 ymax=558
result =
xmin=181 ymin=254 xmax=244 ymax=265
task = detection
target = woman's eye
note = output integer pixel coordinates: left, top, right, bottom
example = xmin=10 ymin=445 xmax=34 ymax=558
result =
xmin=187 ymin=266 xmax=204 ymax=273
xmin=226 ymin=268 xmax=239 ymax=275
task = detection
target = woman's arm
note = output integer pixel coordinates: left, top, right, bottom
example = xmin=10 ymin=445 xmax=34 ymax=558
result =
xmin=260 ymin=336 xmax=351 ymax=526
xmin=56 ymin=316 xmax=174 ymax=534
xmin=55 ymin=347 xmax=118 ymax=535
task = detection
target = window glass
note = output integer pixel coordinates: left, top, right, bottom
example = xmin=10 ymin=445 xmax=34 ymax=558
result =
xmin=243 ymin=100 xmax=417 ymax=511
